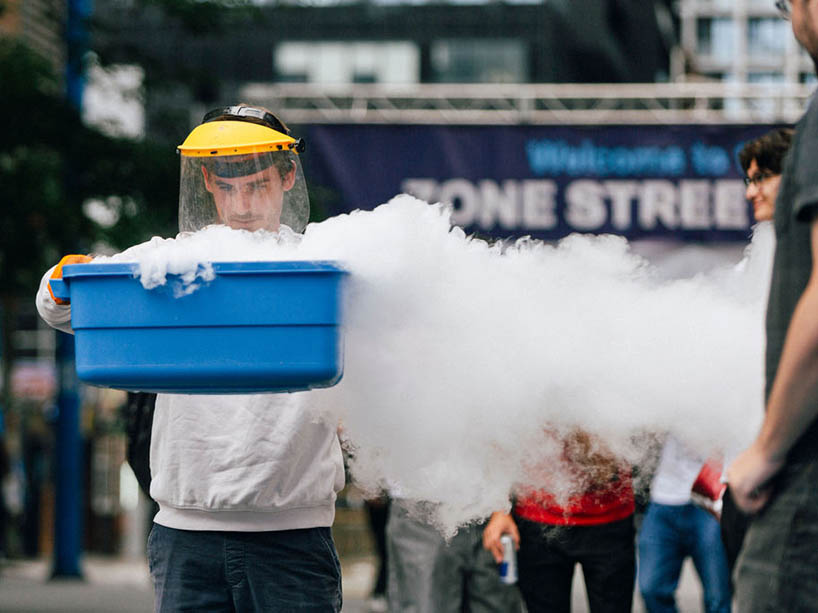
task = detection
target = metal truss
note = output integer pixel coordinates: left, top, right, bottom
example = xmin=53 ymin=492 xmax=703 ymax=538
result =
xmin=241 ymin=82 xmax=814 ymax=125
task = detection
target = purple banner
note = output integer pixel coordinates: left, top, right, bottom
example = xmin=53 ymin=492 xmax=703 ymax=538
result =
xmin=305 ymin=123 xmax=784 ymax=242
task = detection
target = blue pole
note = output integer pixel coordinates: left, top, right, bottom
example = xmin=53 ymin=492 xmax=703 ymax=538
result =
xmin=52 ymin=332 xmax=83 ymax=579
xmin=51 ymin=0 xmax=92 ymax=580
xmin=66 ymin=0 xmax=93 ymax=109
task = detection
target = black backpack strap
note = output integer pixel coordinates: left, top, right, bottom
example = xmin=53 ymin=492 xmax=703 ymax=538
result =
xmin=124 ymin=392 xmax=156 ymax=498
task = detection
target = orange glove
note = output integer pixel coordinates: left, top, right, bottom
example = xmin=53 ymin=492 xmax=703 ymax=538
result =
xmin=48 ymin=254 xmax=92 ymax=305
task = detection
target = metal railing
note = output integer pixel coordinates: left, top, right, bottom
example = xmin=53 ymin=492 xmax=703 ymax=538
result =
xmin=241 ymin=81 xmax=814 ymax=125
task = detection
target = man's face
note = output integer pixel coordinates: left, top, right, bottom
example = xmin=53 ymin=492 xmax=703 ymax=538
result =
xmin=202 ymin=163 xmax=295 ymax=231
xmin=745 ymin=158 xmax=781 ymax=222
xmin=791 ymin=0 xmax=818 ymax=67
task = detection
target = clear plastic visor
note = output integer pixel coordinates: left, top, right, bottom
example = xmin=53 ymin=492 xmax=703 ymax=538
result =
xmin=178 ymin=150 xmax=309 ymax=234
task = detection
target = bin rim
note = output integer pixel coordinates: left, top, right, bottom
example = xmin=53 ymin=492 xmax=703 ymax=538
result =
xmin=61 ymin=260 xmax=348 ymax=279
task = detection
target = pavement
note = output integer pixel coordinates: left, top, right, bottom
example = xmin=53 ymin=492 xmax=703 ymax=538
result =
xmin=0 ymin=555 xmax=153 ymax=613
xmin=0 ymin=554 xmax=379 ymax=613
xmin=0 ymin=554 xmax=709 ymax=612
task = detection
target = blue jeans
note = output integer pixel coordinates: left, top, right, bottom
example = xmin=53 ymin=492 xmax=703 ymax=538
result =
xmin=638 ymin=503 xmax=730 ymax=613
xmin=147 ymin=524 xmax=342 ymax=612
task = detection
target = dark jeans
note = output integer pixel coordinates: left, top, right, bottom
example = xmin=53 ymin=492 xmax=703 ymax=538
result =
xmin=515 ymin=515 xmax=635 ymax=613
xmin=638 ymin=503 xmax=730 ymax=613
xmin=147 ymin=523 xmax=342 ymax=612
xmin=366 ymin=497 xmax=390 ymax=597
xmin=736 ymin=457 xmax=818 ymax=613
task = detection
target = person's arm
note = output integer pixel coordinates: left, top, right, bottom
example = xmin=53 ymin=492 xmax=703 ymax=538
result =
xmin=727 ymin=217 xmax=818 ymax=513
xmin=35 ymin=264 xmax=73 ymax=334
xmin=482 ymin=511 xmax=520 ymax=563
xmin=35 ymin=255 xmax=92 ymax=334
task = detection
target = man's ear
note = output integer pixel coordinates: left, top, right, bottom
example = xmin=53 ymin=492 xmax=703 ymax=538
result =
xmin=282 ymin=161 xmax=297 ymax=191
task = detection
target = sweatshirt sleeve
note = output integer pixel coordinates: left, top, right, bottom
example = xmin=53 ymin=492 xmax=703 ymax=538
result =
xmin=35 ymin=265 xmax=74 ymax=334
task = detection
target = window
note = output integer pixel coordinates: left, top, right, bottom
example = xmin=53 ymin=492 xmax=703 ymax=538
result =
xmin=697 ymin=18 xmax=734 ymax=61
xmin=430 ymin=39 xmax=527 ymax=83
xmin=748 ymin=18 xmax=789 ymax=57
xmin=275 ymin=42 xmax=419 ymax=84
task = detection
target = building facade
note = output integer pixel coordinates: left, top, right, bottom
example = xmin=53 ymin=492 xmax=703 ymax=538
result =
xmin=678 ymin=0 xmax=813 ymax=84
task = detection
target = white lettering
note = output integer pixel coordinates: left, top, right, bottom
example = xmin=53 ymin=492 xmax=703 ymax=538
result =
xmin=401 ymin=179 xmax=438 ymax=203
xmin=401 ymin=177 xmax=750 ymax=236
xmin=478 ymin=180 xmax=519 ymax=230
xmin=603 ymin=181 xmax=638 ymax=231
xmin=679 ymin=180 xmax=711 ymax=230
xmin=639 ymin=180 xmax=678 ymax=229
xmin=522 ymin=180 xmax=558 ymax=229
xmin=439 ymin=179 xmax=481 ymax=228
xmin=565 ymin=180 xmax=607 ymax=230
xmin=714 ymin=180 xmax=749 ymax=230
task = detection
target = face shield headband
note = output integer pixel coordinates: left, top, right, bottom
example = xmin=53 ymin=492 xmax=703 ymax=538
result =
xmin=201 ymin=106 xmax=306 ymax=153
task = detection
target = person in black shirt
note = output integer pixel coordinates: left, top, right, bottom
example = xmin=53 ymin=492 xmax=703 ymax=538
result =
xmin=727 ymin=2 xmax=818 ymax=611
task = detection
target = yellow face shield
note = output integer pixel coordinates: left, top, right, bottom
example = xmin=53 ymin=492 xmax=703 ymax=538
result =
xmin=177 ymin=106 xmax=309 ymax=234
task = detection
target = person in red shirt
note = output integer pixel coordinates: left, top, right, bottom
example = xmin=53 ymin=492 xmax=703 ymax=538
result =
xmin=484 ymin=428 xmax=636 ymax=613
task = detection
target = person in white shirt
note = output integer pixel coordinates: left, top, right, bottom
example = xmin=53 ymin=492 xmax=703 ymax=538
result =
xmin=36 ymin=106 xmax=345 ymax=612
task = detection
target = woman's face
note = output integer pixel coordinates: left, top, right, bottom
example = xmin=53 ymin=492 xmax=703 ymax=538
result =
xmin=745 ymin=159 xmax=781 ymax=223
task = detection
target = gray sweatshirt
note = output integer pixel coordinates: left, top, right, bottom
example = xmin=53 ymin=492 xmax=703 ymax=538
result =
xmin=36 ymin=267 xmax=345 ymax=531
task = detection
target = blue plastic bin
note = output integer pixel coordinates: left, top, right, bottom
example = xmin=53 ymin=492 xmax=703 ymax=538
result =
xmin=49 ymin=261 xmax=348 ymax=393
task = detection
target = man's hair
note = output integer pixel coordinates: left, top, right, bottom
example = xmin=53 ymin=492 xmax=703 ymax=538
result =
xmin=738 ymin=127 xmax=795 ymax=174
xmin=203 ymin=151 xmax=295 ymax=180
xmin=271 ymin=151 xmax=297 ymax=178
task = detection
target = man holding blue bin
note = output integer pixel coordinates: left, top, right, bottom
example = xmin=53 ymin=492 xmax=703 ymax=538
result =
xmin=36 ymin=106 xmax=346 ymax=612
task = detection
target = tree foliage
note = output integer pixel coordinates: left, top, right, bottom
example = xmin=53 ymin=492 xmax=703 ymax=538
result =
xmin=1 ymin=0 xmax=272 ymax=410
xmin=0 ymin=38 xmax=178 ymax=295
xmin=0 ymin=38 xmax=179 ymax=410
